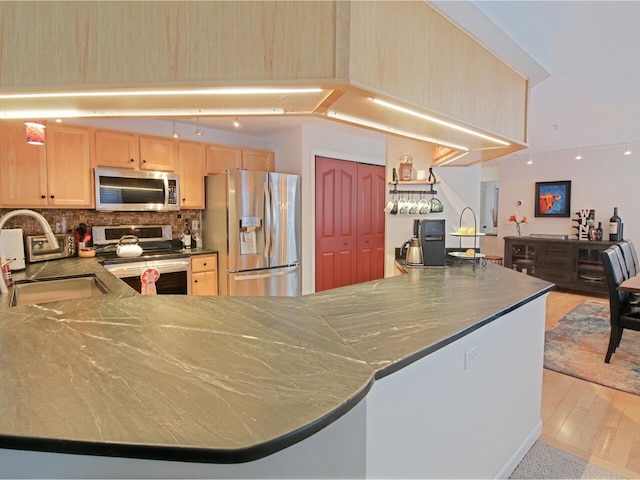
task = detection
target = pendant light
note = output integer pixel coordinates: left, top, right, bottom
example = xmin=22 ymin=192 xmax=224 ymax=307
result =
xmin=624 ymin=144 xmax=632 ymax=155
xmin=172 ymin=119 xmax=180 ymax=138
xmin=233 ymin=117 xmax=241 ymax=128
xmin=195 ymin=118 xmax=203 ymax=136
xmin=575 ymin=149 xmax=582 ymax=160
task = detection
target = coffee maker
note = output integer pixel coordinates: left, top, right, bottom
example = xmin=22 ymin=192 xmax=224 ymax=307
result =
xmin=419 ymin=219 xmax=446 ymax=266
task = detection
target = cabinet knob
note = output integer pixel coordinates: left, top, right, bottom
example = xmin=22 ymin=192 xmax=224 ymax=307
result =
xmin=203 ymin=263 xmax=207 ymax=266
xmin=182 ymin=198 xmax=186 ymax=202
xmin=142 ymin=159 xmax=147 ymax=163
xmin=40 ymin=195 xmax=46 ymax=199
xmin=50 ymin=195 xmax=55 ymax=199
xmin=130 ymin=158 xmax=134 ymax=163
xmin=194 ymin=280 xmax=198 ymax=283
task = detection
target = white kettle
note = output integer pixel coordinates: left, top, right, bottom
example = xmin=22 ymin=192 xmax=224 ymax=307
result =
xmin=116 ymin=235 xmax=143 ymax=258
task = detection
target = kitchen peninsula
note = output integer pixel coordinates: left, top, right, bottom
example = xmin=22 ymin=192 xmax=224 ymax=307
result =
xmin=0 ymin=258 xmax=552 ymax=478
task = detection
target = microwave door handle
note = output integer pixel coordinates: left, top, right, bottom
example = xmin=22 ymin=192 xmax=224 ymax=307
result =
xmin=264 ymin=180 xmax=272 ymax=263
xmin=164 ymin=177 xmax=170 ymax=206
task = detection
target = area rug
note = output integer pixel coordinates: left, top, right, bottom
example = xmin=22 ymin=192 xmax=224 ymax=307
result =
xmin=544 ymin=300 xmax=640 ymax=396
xmin=510 ymin=440 xmax=623 ymax=479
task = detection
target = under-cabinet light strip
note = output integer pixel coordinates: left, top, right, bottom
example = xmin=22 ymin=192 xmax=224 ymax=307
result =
xmin=326 ymin=110 xmax=469 ymax=152
xmin=0 ymin=108 xmax=286 ymax=119
xmin=0 ymin=88 xmax=323 ymax=100
xmin=370 ymin=98 xmax=510 ymax=146
xmin=437 ymin=151 xmax=470 ymax=166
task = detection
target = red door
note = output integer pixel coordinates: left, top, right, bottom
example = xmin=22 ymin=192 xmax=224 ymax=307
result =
xmin=357 ymin=163 xmax=386 ymax=283
xmin=315 ymin=156 xmax=358 ymax=292
xmin=315 ymin=156 xmax=385 ymax=292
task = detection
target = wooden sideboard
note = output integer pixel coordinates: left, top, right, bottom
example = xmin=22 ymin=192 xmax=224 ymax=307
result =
xmin=504 ymin=236 xmax=620 ymax=296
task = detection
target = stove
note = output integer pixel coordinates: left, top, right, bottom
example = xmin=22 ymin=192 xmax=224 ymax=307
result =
xmin=93 ymin=224 xmax=191 ymax=295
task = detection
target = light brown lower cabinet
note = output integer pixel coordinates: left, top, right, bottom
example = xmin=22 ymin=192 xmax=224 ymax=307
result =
xmin=191 ymin=253 xmax=218 ymax=295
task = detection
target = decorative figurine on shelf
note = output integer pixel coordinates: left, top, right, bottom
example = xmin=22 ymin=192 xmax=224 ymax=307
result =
xmin=508 ymin=213 xmax=528 ymax=236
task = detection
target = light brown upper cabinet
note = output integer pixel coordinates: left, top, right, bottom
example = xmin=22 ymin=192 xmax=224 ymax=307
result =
xmin=45 ymin=125 xmax=94 ymax=208
xmin=139 ymin=135 xmax=178 ymax=172
xmin=94 ymin=129 xmax=139 ymax=169
xmin=242 ymin=149 xmax=275 ymax=172
xmin=206 ymin=145 xmax=274 ymax=174
xmin=0 ymin=122 xmax=93 ymax=208
xmin=206 ymin=145 xmax=242 ymax=174
xmin=178 ymin=141 xmax=205 ymax=209
xmin=95 ymin=130 xmax=177 ymax=172
xmin=0 ymin=121 xmax=48 ymax=207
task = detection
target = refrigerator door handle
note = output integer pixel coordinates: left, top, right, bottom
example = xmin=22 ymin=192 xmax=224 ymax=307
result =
xmin=233 ymin=268 xmax=297 ymax=281
xmin=263 ymin=179 xmax=272 ymax=263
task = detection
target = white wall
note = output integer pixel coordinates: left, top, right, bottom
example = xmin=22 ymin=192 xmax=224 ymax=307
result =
xmin=496 ymin=146 xmax=637 ymax=256
xmin=385 ymin=134 xmax=482 ymax=276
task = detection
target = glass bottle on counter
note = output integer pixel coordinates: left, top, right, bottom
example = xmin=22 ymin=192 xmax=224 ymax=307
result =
xmin=609 ymin=207 xmax=622 ymax=241
xmin=183 ymin=219 xmax=192 ymax=249
xmin=596 ymin=222 xmax=603 ymax=241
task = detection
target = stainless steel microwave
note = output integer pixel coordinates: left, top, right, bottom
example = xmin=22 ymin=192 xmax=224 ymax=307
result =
xmin=94 ymin=168 xmax=180 ymax=211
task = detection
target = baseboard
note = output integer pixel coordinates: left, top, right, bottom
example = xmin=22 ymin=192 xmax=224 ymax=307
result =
xmin=494 ymin=419 xmax=542 ymax=479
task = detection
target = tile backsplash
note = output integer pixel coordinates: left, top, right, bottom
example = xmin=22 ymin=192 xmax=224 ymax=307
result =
xmin=0 ymin=209 xmax=201 ymax=239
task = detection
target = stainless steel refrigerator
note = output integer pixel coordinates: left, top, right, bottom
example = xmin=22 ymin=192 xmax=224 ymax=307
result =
xmin=203 ymin=170 xmax=301 ymax=296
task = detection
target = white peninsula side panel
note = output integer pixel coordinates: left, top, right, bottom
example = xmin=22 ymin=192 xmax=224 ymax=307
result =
xmin=366 ymin=295 xmax=547 ymax=478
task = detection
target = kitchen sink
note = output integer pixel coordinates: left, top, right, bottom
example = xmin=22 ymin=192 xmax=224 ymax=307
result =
xmin=10 ymin=274 xmax=110 ymax=307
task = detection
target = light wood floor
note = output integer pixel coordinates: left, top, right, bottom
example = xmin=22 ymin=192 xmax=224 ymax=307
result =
xmin=542 ymin=290 xmax=640 ymax=478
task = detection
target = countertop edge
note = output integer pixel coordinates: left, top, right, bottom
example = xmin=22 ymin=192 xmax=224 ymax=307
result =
xmin=373 ymin=285 xmax=554 ymax=380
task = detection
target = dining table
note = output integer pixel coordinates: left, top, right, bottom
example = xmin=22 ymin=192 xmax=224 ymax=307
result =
xmin=618 ymin=274 xmax=640 ymax=293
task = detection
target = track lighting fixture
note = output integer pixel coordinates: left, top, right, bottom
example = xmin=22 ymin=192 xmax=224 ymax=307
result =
xmin=575 ymin=149 xmax=582 ymax=160
xmin=172 ymin=119 xmax=180 ymax=138
xmin=195 ymin=117 xmax=203 ymax=136
xmin=624 ymin=144 xmax=632 ymax=155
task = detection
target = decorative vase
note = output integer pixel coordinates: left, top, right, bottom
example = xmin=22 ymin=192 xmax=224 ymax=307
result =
xmin=516 ymin=223 xmax=521 ymax=236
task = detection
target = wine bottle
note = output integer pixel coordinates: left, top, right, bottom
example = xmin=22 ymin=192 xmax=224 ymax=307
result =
xmin=609 ymin=207 xmax=622 ymax=241
xmin=183 ymin=219 xmax=192 ymax=249
xmin=596 ymin=222 xmax=603 ymax=241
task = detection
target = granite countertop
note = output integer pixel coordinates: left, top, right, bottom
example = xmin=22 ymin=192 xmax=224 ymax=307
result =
xmin=0 ymin=258 xmax=553 ymax=463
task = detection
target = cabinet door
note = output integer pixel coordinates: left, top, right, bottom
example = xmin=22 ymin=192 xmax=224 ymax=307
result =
xmin=178 ymin=141 xmax=205 ymax=209
xmin=206 ymin=145 xmax=241 ymax=174
xmin=191 ymin=254 xmax=218 ymax=295
xmin=191 ymin=271 xmax=218 ymax=295
xmin=242 ymin=148 xmax=275 ymax=171
xmin=315 ymin=156 xmax=358 ymax=292
xmin=356 ymin=163 xmax=386 ymax=283
xmin=0 ymin=121 xmax=48 ymax=207
xmin=95 ymin=129 xmax=138 ymax=169
xmin=45 ymin=125 xmax=93 ymax=207
xmin=139 ymin=135 xmax=178 ymax=172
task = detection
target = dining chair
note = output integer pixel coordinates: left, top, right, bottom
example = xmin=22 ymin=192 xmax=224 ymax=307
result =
xmin=627 ymin=240 xmax=640 ymax=273
xmin=601 ymin=246 xmax=640 ymax=363
xmin=619 ymin=242 xmax=637 ymax=277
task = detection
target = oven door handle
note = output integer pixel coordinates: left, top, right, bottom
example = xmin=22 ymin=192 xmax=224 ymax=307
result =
xmin=107 ymin=262 xmax=190 ymax=276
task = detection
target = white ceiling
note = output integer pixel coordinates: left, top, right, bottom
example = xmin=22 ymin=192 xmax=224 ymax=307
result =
xmin=486 ymin=1 xmax=640 ymax=159
xmin=192 ymin=1 xmax=640 ymax=162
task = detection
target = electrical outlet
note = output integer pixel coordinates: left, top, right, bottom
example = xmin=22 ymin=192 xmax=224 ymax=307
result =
xmin=464 ymin=346 xmax=479 ymax=370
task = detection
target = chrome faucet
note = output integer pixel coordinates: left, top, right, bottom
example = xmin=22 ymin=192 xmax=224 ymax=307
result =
xmin=0 ymin=209 xmax=59 ymax=294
